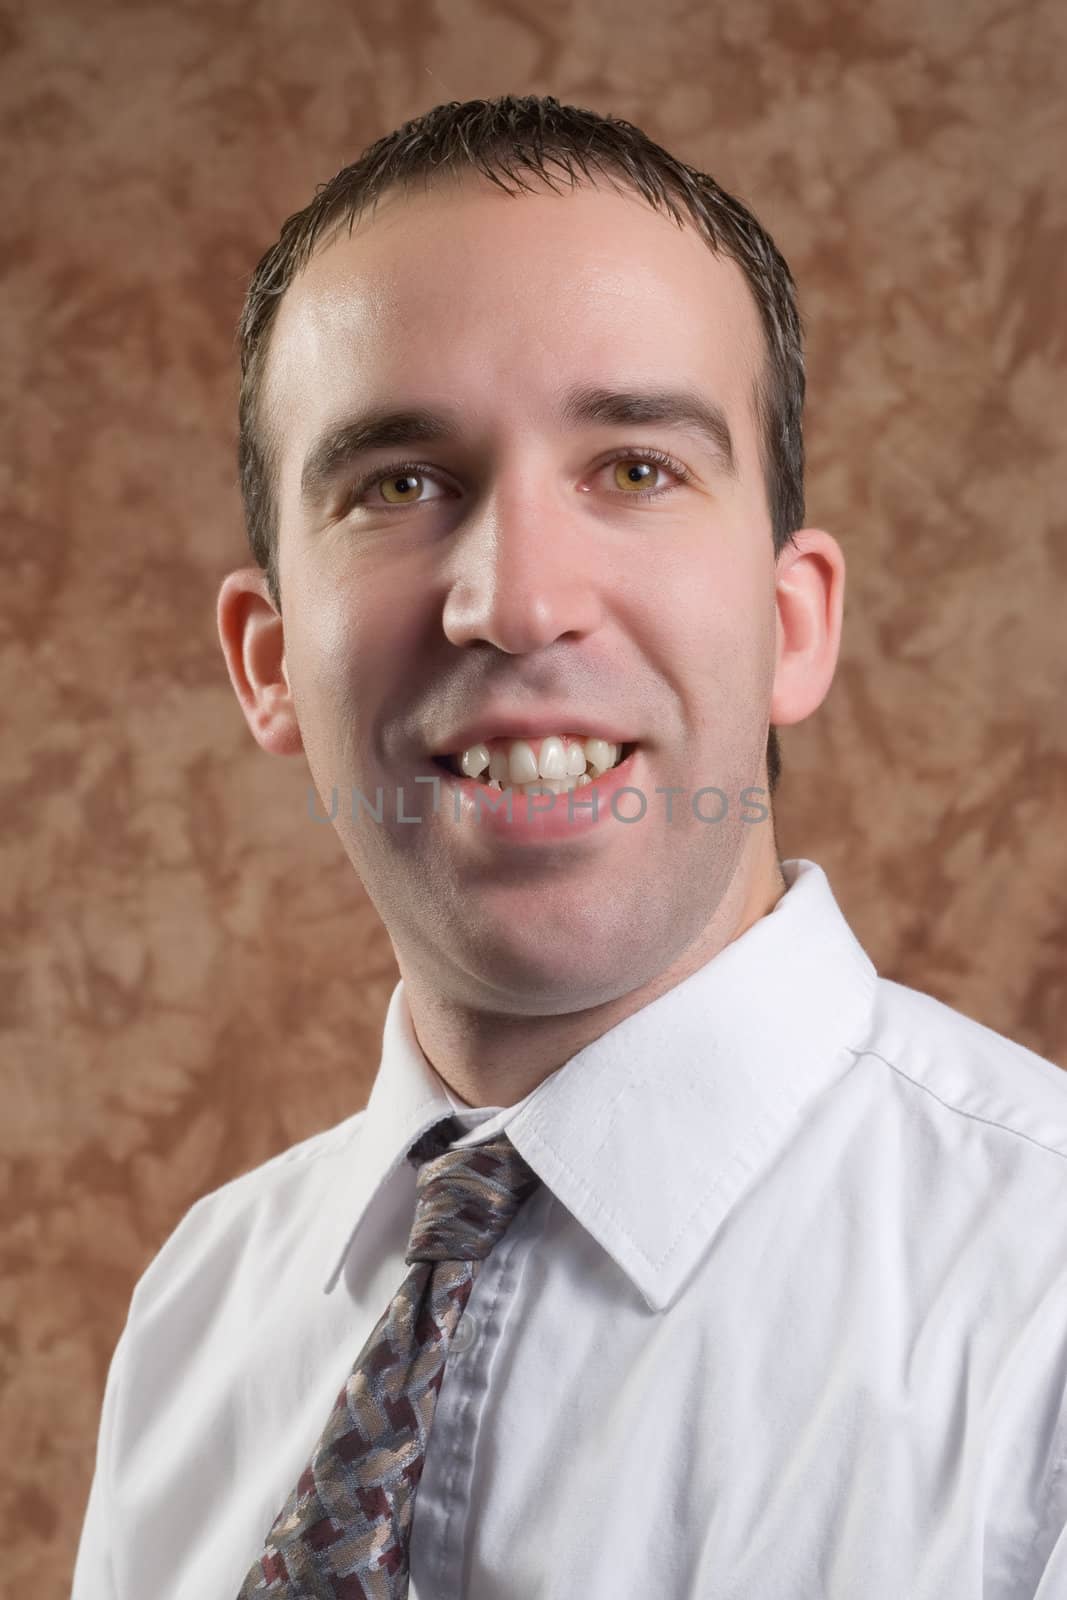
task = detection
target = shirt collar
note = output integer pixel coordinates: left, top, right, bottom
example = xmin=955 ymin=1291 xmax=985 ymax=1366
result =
xmin=323 ymin=858 xmax=878 ymax=1312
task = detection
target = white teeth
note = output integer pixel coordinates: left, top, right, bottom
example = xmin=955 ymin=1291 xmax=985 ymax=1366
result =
xmin=459 ymin=743 xmax=491 ymax=778
xmin=448 ymin=734 xmax=629 ymax=788
xmin=583 ymin=738 xmax=613 ymax=775
xmin=565 ymin=742 xmax=587 ymax=777
xmin=508 ymin=741 xmax=540 ymax=786
xmin=537 ymin=736 xmax=567 ymax=780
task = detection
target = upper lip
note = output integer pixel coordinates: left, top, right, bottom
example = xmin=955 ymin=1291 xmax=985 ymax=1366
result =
xmin=431 ymin=715 xmax=637 ymax=756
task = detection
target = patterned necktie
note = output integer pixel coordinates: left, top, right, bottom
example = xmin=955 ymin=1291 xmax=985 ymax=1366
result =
xmin=236 ymin=1115 xmax=542 ymax=1598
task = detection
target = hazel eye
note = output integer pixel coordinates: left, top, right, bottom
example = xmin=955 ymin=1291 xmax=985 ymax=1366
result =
xmin=377 ymin=471 xmax=442 ymax=506
xmin=612 ymin=458 xmax=661 ymax=493
xmin=601 ymin=450 xmax=690 ymax=499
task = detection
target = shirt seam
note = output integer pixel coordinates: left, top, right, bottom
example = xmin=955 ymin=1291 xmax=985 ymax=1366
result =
xmin=850 ymin=1047 xmax=1067 ymax=1164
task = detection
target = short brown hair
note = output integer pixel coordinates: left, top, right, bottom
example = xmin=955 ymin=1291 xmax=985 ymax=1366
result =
xmin=237 ymin=94 xmax=807 ymax=795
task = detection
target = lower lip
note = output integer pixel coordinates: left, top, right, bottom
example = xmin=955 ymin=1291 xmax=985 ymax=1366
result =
xmin=433 ymin=748 xmax=641 ymax=844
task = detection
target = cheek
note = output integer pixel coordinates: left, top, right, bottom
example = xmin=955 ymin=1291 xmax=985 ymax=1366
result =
xmin=289 ymin=578 xmax=422 ymax=758
xmin=657 ymin=554 xmax=775 ymax=718
xmin=662 ymin=546 xmax=769 ymax=646
xmin=283 ymin=593 xmax=356 ymax=734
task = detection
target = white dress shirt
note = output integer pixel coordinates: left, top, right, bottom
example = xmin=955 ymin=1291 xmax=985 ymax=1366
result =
xmin=72 ymin=857 xmax=1067 ymax=1599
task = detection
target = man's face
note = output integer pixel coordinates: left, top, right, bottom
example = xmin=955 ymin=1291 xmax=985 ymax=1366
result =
xmin=261 ymin=174 xmax=784 ymax=1015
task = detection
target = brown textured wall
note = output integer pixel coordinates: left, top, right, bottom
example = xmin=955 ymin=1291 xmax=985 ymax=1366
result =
xmin=2 ymin=0 xmax=1065 ymax=1591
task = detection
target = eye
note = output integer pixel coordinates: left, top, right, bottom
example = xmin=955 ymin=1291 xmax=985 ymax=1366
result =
xmin=360 ymin=468 xmax=448 ymax=508
xmin=603 ymin=448 xmax=690 ymax=498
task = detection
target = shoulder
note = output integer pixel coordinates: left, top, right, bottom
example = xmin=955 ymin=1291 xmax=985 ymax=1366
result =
xmin=856 ymin=975 xmax=1067 ymax=1163
xmin=127 ymin=1106 xmax=369 ymax=1319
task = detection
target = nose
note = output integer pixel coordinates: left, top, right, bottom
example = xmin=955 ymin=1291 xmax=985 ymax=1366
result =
xmin=440 ymin=472 xmax=605 ymax=653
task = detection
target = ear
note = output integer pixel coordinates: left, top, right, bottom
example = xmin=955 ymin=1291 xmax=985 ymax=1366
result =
xmin=216 ymin=567 xmax=304 ymax=756
xmin=769 ymin=530 xmax=846 ymax=727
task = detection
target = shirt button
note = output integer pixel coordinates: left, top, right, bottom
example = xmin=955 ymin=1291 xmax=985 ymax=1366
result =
xmin=450 ymin=1313 xmax=477 ymax=1354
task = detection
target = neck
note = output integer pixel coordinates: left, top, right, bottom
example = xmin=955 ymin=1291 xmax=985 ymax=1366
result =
xmin=394 ymin=841 xmax=788 ymax=1109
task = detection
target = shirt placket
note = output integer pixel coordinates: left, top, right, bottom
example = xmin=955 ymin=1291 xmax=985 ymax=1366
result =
xmin=408 ymin=1183 xmax=548 ymax=1599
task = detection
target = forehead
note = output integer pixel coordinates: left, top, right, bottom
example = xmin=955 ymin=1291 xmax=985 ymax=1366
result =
xmin=264 ymin=173 xmax=765 ymax=493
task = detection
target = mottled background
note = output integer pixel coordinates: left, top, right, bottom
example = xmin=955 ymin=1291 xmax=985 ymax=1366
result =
xmin=2 ymin=0 xmax=1065 ymax=1591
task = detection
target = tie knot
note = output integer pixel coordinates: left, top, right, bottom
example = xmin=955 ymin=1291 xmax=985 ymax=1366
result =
xmin=404 ymin=1117 xmax=542 ymax=1263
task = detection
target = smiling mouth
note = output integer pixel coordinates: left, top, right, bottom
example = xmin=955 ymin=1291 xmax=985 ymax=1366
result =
xmin=433 ymin=737 xmax=637 ymax=791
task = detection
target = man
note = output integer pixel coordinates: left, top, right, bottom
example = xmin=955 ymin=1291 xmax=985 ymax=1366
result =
xmin=73 ymin=95 xmax=1067 ymax=1598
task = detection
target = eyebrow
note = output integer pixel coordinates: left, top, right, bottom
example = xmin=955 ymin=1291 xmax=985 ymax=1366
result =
xmin=299 ymin=382 xmax=738 ymax=505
